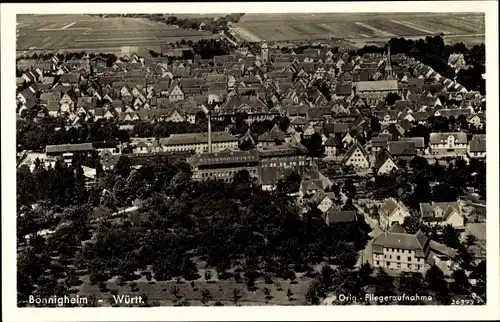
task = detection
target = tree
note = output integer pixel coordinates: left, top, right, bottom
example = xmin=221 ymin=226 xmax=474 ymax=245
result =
xmin=398 ymin=272 xmax=426 ymax=304
xmin=369 ymin=116 xmax=381 ymax=134
xmin=450 ymin=269 xmax=471 ymax=295
xmin=233 ymin=169 xmax=251 ymax=186
xmin=402 ymin=215 xmax=422 ymax=234
xmin=115 ymin=155 xmax=132 ymax=178
xmin=343 ymin=179 xmax=356 ymax=198
xmin=277 ymin=171 xmax=302 ymax=195
xmin=385 ymin=92 xmax=402 ymax=105
xmin=425 ymin=265 xmax=451 ymax=304
xmin=305 ymin=281 xmax=321 ymax=305
xmin=200 ymin=289 xmax=213 ymax=306
xmin=263 ymin=287 xmax=273 ymax=303
xmin=442 ymin=224 xmax=461 ymax=249
xmin=204 ymin=269 xmax=213 ymax=283
xmin=285 ymin=270 xmax=297 ymax=284
xmin=170 ymin=286 xmax=183 ymax=304
xmin=232 ymin=288 xmax=242 ymax=305
xmin=373 ymin=268 xmax=395 ymax=302
xmin=301 ymin=133 xmax=325 ymax=158
xmin=465 ymin=234 xmax=477 ymax=249
xmin=432 ymin=183 xmax=459 ymax=202
xmin=358 ymin=262 xmax=374 ymax=286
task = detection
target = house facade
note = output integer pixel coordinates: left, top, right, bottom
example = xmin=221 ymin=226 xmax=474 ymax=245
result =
xmin=188 ymin=150 xmax=261 ymax=183
xmin=468 ymin=134 xmax=486 ymax=159
xmin=372 ymin=227 xmax=429 ymax=273
xmin=379 ymin=198 xmax=411 ymax=230
xmin=429 ymin=132 xmax=468 ymax=157
xmin=163 ymin=132 xmax=239 ymax=154
xmin=342 ymin=141 xmax=370 ymax=169
xmin=419 ymin=201 xmax=465 ymax=229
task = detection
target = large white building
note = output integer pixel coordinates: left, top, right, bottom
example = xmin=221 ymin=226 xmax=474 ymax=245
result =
xmin=429 ymin=132 xmax=467 ymax=157
xmin=162 ymin=132 xmax=239 ymax=154
xmin=372 ymin=225 xmax=429 ymax=273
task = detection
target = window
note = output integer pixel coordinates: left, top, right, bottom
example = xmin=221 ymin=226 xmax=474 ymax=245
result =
xmin=397 ymin=263 xmax=401 ymax=269
xmin=389 ymin=255 xmax=392 ymax=259
xmin=386 ymin=262 xmax=390 ymax=266
xmin=376 ymin=261 xmax=380 ymax=265
xmin=417 ymin=265 xmax=421 ymax=270
xmin=397 ymin=256 xmax=400 ymax=260
xmin=408 ymin=264 xmax=412 ymax=269
xmin=408 ymin=257 xmax=412 ymax=261
xmin=384 ymin=255 xmax=386 ymax=259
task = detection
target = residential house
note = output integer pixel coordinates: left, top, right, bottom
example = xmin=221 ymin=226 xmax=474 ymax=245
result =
xmin=322 ymin=209 xmax=357 ymax=225
xmin=419 ymin=201 xmax=465 ymax=229
xmin=374 ymin=149 xmax=399 ymax=175
xmin=378 ymin=197 xmax=411 ymax=230
xmin=324 ymin=136 xmax=340 ymax=158
xmin=398 ymin=137 xmax=425 ymax=155
xmin=309 ymin=190 xmax=337 ymax=213
xmin=468 ymin=134 xmax=486 ymax=159
xmin=342 ymin=141 xmax=370 ymax=170
xmin=387 ymin=140 xmax=417 ymax=161
xmin=168 ymin=83 xmax=185 ymax=102
xmin=372 ymin=226 xmax=429 ymax=273
xmin=370 ymin=134 xmax=392 ymax=157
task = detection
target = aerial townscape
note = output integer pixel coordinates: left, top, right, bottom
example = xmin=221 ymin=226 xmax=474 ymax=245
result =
xmin=16 ymin=12 xmax=486 ymax=307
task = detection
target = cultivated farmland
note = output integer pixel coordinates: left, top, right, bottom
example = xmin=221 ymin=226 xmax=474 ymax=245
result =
xmin=232 ymin=12 xmax=485 ymax=47
xmin=16 ymin=14 xmax=217 ymax=55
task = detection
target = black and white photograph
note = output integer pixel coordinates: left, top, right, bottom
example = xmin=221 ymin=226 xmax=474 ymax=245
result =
xmin=1 ymin=1 xmax=499 ymax=321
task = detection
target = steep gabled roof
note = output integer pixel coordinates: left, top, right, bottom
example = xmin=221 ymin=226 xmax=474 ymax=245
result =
xmin=374 ymin=149 xmax=398 ymax=173
xmin=342 ymin=140 xmax=369 ymax=163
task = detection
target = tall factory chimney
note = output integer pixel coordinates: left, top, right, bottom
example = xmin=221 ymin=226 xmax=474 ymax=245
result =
xmin=208 ymin=111 xmax=212 ymax=153
xmin=202 ymin=104 xmax=212 ymax=153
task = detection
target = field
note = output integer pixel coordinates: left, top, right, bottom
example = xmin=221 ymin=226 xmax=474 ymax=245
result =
xmin=75 ymin=271 xmax=312 ymax=306
xmin=17 ymin=14 xmax=216 ymax=55
xmin=232 ymin=13 xmax=485 ymax=47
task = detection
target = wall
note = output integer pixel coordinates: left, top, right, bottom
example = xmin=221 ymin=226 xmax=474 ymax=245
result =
xmin=372 ymin=247 xmax=426 ymax=273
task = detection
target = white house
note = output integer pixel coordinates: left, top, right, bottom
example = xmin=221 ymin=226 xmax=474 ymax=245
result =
xmin=372 ymin=225 xmax=429 ymax=273
xmin=342 ymin=141 xmax=370 ymax=170
xmin=373 ymin=149 xmax=399 ymax=175
xmin=379 ymin=198 xmax=411 ymax=230
xmin=419 ymin=201 xmax=465 ymax=229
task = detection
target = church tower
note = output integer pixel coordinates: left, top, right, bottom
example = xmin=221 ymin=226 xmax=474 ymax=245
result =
xmin=385 ymin=45 xmax=393 ymax=77
xmin=261 ymin=41 xmax=269 ymax=64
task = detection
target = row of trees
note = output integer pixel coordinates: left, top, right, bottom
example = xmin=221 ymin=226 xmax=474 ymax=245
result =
xmin=16 ymin=117 xmax=130 ymax=152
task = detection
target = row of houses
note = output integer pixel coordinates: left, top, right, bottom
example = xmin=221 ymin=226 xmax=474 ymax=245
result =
xmin=16 ymin=42 xmax=484 ymax=131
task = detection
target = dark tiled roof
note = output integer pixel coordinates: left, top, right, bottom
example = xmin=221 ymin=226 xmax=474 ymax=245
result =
xmin=419 ymin=202 xmax=461 ymax=222
xmin=398 ymin=137 xmax=425 ymax=149
xmin=387 ymin=140 xmax=416 ymax=156
xmin=322 ymin=209 xmax=357 ymax=224
xmin=165 ymin=132 xmax=238 ymax=146
xmin=46 ymin=143 xmax=93 ymax=154
xmin=374 ymin=149 xmax=397 ymax=172
xmin=372 ymin=229 xmax=429 ymax=258
xmin=469 ymin=134 xmax=486 ymax=153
